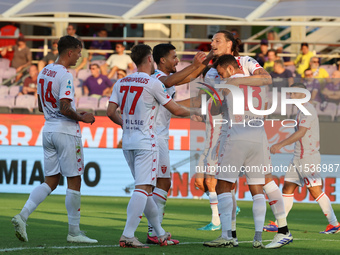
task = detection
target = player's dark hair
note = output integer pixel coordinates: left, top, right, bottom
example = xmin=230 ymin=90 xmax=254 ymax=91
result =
xmin=153 ymin=44 xmax=176 ymax=64
xmin=58 ymin=35 xmax=82 ymax=55
xmin=290 ymin=82 xmax=306 ymax=89
xmin=213 ymin=54 xmax=239 ymax=69
xmin=216 ymin=30 xmax=241 ymax=57
xmin=131 ymin=44 xmax=152 ymax=66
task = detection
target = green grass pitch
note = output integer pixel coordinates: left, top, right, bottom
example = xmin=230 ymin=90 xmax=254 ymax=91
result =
xmin=1 ymin=193 xmax=340 ymax=254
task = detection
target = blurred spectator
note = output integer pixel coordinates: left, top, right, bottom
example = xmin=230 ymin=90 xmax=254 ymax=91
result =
xmin=286 ymin=42 xmax=314 ymax=76
xmin=196 ymin=34 xmax=212 ymax=52
xmin=0 ymin=23 xmax=20 ymax=62
xmin=255 ymin=39 xmax=269 ymax=67
xmin=2 ymin=36 xmax=32 ymax=82
xmin=70 ymin=47 xmax=89 ymax=76
xmin=270 ymin=59 xmax=294 ymax=91
xmin=38 ymin=39 xmax=59 ymax=72
xmin=263 ymin=49 xmax=277 ymax=73
xmin=18 ymin=65 xmax=38 ymax=97
xmin=116 ymin=69 xmax=127 ymax=80
xmin=231 ymin=29 xmax=244 ymax=52
xmin=66 ymin=24 xmax=80 ymax=40
xmin=302 ymin=56 xmax=329 ymax=80
xmin=101 ymin=43 xmax=134 ymax=79
xmin=266 ymin=30 xmax=280 ymax=50
xmin=275 ymin=43 xmax=291 ymax=63
xmin=302 ymin=68 xmax=322 ymax=103
xmin=83 ymin=63 xmax=113 ymax=98
xmin=321 ymin=70 xmax=340 ymax=103
xmin=89 ymin=29 xmax=111 ymax=61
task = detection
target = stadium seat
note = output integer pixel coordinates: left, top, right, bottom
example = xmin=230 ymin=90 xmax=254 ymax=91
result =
xmin=0 ymin=85 xmax=9 ymax=95
xmin=315 ymin=101 xmax=337 ymax=122
xmin=336 ymin=104 xmax=340 ymax=122
xmin=0 ymin=58 xmax=10 ymax=69
xmin=8 ymin=86 xmax=21 ymax=96
xmin=96 ymin=96 xmax=109 ymax=116
xmin=77 ymin=69 xmax=92 ymax=81
xmin=73 ymin=78 xmax=83 ymax=98
xmin=77 ymin=96 xmax=98 ymax=114
xmin=0 ymin=95 xmax=15 ymax=113
xmin=320 ymin=65 xmax=337 ymax=76
xmin=12 ymin=95 xmax=36 ymax=114
xmin=2 ymin=67 xmax=17 ymax=80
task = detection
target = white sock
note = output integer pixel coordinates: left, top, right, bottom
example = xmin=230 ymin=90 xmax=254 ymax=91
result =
xmin=65 ymin=189 xmax=81 ymax=235
xmin=209 ymin=192 xmax=220 ymax=226
xmin=144 ymin=193 xmax=166 ymax=237
xmin=282 ymin=193 xmax=294 ymax=217
xmin=316 ymin=192 xmax=339 ymax=226
xmin=263 ymin=181 xmax=287 ymax=227
xmin=231 ymin=189 xmax=237 ymax=231
xmin=20 ymin=183 xmax=51 ymax=221
xmin=217 ymin=193 xmax=233 ymax=240
xmin=148 ymin=187 xmax=167 ymax=236
xmin=122 ymin=189 xmax=148 ymax=238
xmin=252 ymin=194 xmax=266 ymax=232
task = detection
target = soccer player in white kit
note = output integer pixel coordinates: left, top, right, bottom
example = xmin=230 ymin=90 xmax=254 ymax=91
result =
xmin=107 ymin=44 xmax=197 ymax=248
xmin=11 ymin=36 xmax=97 ymax=243
xmin=146 ymin=43 xmax=209 ymax=244
xmin=199 ymin=31 xmax=291 ymax=246
xmin=270 ymin=83 xmax=340 ymax=235
xmin=202 ymin=54 xmax=271 ymax=248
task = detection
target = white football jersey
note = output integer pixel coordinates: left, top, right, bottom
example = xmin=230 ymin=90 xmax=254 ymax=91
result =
xmin=204 ymin=97 xmax=223 ymax=149
xmin=152 ymin=69 xmax=176 ymax=139
xmin=205 ymin=56 xmax=262 ymax=87
xmin=224 ymin=73 xmax=267 ymax=143
xmin=37 ymin=63 xmax=81 ymax=137
xmin=294 ymin=102 xmax=320 ymax=158
xmin=109 ymin=72 xmax=172 ymax=150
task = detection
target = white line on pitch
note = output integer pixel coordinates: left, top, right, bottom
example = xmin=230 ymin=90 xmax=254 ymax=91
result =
xmin=1 ymin=238 xmax=339 ymax=252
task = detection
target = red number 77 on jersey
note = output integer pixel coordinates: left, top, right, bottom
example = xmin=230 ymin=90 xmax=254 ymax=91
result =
xmin=120 ymin=86 xmax=143 ymax=115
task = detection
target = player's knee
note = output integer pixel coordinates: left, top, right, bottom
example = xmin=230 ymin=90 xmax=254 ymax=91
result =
xmin=156 ymin=178 xmax=171 ymax=191
xmin=204 ymin=177 xmax=217 ymax=191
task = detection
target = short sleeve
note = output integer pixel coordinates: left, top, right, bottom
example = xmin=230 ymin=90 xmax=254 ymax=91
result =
xmin=59 ymin=72 xmax=75 ymax=101
xmin=299 ymin=113 xmax=314 ymax=129
xmin=245 ymin=56 xmax=262 ymax=75
xmin=109 ymin=81 xmax=119 ymax=105
xmin=150 ymin=80 xmax=172 ymax=106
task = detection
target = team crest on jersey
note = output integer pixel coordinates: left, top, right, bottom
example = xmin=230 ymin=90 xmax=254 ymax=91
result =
xmin=161 ymin=165 xmax=167 ymax=174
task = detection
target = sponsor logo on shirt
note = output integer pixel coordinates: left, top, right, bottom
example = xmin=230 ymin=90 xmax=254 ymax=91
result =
xmin=65 ymin=91 xmax=71 ymax=95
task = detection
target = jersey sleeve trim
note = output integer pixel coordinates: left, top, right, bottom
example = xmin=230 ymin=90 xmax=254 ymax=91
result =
xmin=162 ymin=98 xmax=172 ymax=106
xmin=109 ymin=101 xmax=119 ymax=106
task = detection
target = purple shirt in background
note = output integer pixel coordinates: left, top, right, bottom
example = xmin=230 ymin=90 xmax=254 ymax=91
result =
xmin=324 ymin=81 xmax=340 ymax=92
xmin=83 ymin=74 xmax=112 ymax=96
xmin=303 ymin=79 xmax=322 ymax=103
xmin=90 ymin=39 xmax=111 ymax=60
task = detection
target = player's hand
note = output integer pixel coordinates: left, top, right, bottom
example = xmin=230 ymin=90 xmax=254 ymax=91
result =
xmin=81 ymin=112 xmax=95 ymax=124
xmin=270 ymin=143 xmax=282 ymax=154
xmin=191 ymin=114 xmax=203 ymax=122
xmin=192 ymin=51 xmax=207 ymax=67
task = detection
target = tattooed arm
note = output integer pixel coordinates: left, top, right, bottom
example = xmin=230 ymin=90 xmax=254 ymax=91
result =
xmin=60 ymin=98 xmax=95 ymax=124
xmin=223 ymin=68 xmax=272 ymax=87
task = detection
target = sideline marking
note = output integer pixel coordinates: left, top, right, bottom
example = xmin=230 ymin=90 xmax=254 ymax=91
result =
xmin=1 ymin=238 xmax=340 ymax=252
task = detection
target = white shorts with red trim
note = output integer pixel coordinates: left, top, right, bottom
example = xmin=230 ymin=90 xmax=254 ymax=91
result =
xmin=285 ymin=153 xmax=322 ymax=188
xmin=158 ymin=138 xmax=170 ymax=178
xmin=217 ymin=140 xmax=265 ymax=185
xmin=123 ymin=149 xmax=158 ymax=186
xmin=43 ymin=132 xmax=84 ymax=177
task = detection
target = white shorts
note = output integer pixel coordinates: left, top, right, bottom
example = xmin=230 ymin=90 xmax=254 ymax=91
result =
xmin=158 ymin=138 xmax=170 ymax=178
xmin=123 ymin=149 xmax=158 ymax=186
xmin=43 ymin=132 xmax=84 ymax=177
xmin=262 ymin=136 xmax=273 ymax=175
xmin=285 ymin=154 xmax=322 ymax=187
xmin=217 ymin=140 xmax=266 ymax=185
